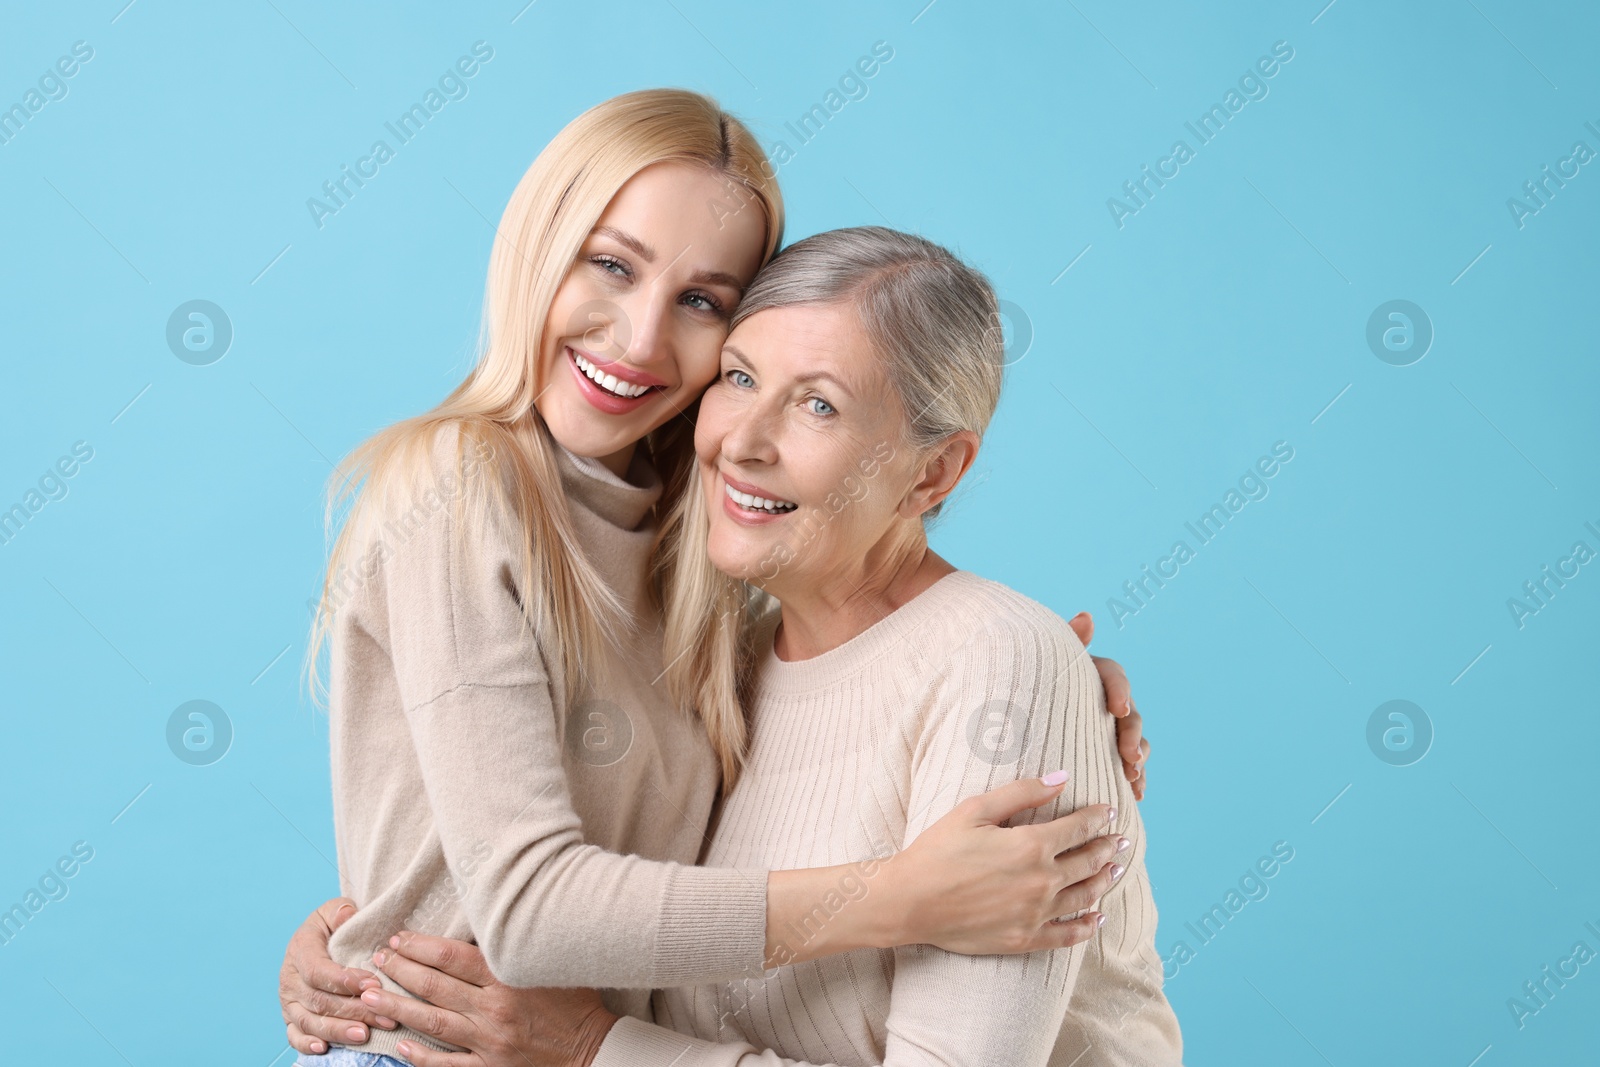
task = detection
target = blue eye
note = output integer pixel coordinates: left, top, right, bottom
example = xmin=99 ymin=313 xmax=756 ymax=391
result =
xmin=684 ymin=292 xmax=724 ymax=314
xmin=591 ymin=255 xmax=629 ymax=277
xmin=728 ymin=369 xmax=754 ymax=388
xmin=807 ymin=397 xmax=835 ymax=417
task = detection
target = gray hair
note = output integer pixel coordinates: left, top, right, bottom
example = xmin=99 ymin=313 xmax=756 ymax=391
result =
xmin=730 ymin=226 xmax=1005 ymax=519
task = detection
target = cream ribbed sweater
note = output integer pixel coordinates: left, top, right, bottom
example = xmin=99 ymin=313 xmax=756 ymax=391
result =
xmin=323 ymin=423 xmax=769 ymax=1059
xmin=593 ymin=571 xmax=1183 ymax=1067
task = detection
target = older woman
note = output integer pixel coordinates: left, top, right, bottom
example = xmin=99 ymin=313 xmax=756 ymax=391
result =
xmin=328 ymin=227 xmax=1183 ymax=1066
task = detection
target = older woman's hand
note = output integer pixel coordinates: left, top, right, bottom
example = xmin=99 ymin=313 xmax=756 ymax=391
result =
xmin=363 ymin=932 xmax=619 ymax=1067
xmin=1068 ymin=611 xmax=1150 ymax=800
xmin=280 ymin=897 xmax=396 ymax=1056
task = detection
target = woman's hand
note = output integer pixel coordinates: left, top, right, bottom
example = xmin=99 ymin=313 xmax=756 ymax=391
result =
xmin=878 ymin=777 xmax=1129 ymax=956
xmin=1068 ymin=610 xmax=1151 ymax=799
xmin=281 ymin=897 xmax=397 ymax=1055
xmin=361 ymin=932 xmax=619 ymax=1067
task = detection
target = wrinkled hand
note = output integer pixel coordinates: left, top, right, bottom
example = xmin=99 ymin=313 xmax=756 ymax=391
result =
xmin=1069 ymin=611 xmax=1150 ymax=799
xmin=362 ymin=931 xmax=618 ymax=1067
xmin=280 ymin=897 xmax=396 ymax=1056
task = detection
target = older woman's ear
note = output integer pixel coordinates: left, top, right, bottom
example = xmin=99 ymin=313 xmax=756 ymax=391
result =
xmin=901 ymin=430 xmax=980 ymax=518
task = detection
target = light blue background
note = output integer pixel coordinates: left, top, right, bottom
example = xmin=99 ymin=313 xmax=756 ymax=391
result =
xmin=2 ymin=1 xmax=1596 ymax=1063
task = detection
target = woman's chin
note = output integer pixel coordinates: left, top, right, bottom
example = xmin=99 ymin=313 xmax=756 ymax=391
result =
xmin=706 ymin=534 xmax=767 ymax=584
xmin=541 ymin=408 xmax=632 ymax=462
xmin=706 ymin=546 xmax=749 ymax=578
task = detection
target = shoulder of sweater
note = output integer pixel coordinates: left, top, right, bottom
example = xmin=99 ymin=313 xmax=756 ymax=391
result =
xmin=938 ymin=572 xmax=1088 ymax=662
xmin=419 ymin=418 xmax=513 ymax=501
xmin=355 ymin=418 xmax=504 ymax=510
xmin=337 ymin=421 xmax=525 ymax=599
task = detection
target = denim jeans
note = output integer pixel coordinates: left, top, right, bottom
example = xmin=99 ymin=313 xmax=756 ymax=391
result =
xmin=294 ymin=1049 xmax=411 ymax=1067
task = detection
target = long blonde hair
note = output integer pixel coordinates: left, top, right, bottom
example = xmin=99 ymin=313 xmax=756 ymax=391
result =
xmin=303 ymin=90 xmax=783 ymax=777
xmin=656 ymin=227 xmax=1005 ymax=790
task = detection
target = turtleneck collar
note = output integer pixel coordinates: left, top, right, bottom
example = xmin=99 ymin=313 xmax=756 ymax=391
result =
xmin=554 ymin=443 xmax=663 ymax=532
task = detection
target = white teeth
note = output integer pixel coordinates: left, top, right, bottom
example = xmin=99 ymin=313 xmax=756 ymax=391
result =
xmin=573 ymin=351 xmax=653 ymax=399
xmin=724 ymin=482 xmax=797 ymax=513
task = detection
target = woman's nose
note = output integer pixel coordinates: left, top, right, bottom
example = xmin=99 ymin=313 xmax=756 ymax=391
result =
xmin=616 ymin=290 xmax=675 ymax=368
xmin=720 ymin=404 xmax=780 ymax=465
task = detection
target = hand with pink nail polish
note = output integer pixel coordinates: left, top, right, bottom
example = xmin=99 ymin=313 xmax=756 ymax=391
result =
xmin=875 ymin=774 xmax=1125 ymax=957
xmin=1068 ymin=611 xmax=1152 ymax=800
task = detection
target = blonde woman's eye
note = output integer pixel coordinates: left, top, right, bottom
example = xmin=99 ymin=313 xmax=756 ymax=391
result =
xmin=807 ymin=397 xmax=835 ymax=417
xmin=684 ymin=292 xmax=724 ymax=314
xmin=591 ymin=255 xmax=629 ymax=277
xmin=728 ymin=370 xmax=754 ymax=388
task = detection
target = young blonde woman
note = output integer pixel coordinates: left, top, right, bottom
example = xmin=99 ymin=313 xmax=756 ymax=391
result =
xmin=280 ymin=92 xmax=1152 ymax=1065
xmin=287 ymin=229 xmax=1181 ymax=1066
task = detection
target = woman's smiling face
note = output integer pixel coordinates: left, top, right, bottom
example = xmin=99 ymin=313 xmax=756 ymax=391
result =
xmin=694 ymin=302 xmax=925 ymax=592
xmin=536 ymin=161 xmax=767 ymax=470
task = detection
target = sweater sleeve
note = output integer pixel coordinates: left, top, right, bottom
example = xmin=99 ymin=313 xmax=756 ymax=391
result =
xmin=865 ymin=612 xmax=1107 ymax=1065
xmin=592 ymin=609 xmax=1181 ymax=1066
xmin=878 ymin=611 xmax=1181 ymax=1066
xmin=365 ymin=427 xmax=769 ymax=989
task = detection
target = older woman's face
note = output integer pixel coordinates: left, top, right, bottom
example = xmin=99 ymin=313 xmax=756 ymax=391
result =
xmin=694 ymin=303 xmax=923 ymax=591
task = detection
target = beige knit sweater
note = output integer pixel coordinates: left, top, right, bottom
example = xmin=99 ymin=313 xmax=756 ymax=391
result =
xmin=592 ymin=571 xmax=1184 ymax=1067
xmin=323 ymin=423 xmax=769 ymax=1058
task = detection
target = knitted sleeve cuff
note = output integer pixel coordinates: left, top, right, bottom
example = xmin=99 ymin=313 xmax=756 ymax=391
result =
xmin=651 ymin=864 xmax=770 ymax=985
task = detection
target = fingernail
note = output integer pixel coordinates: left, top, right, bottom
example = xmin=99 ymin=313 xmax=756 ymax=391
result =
xmin=362 ymin=989 xmax=381 ymax=1005
xmin=1106 ymin=807 xmax=1117 ymax=825
xmin=398 ymin=1042 xmax=413 ymax=1057
xmin=1095 ymin=912 xmax=1107 ymax=927
xmin=1116 ymin=836 xmax=1130 ymax=853
xmin=389 ymin=935 xmax=401 ymax=948
xmin=311 ymin=1042 xmax=326 ymax=1054
xmin=334 ymin=903 xmax=356 ymax=919
xmin=377 ymin=1016 xmax=398 ymax=1029
xmin=346 ymin=1025 xmax=367 ymax=1041
xmin=1041 ymin=769 xmax=1070 ymax=787
xmin=358 ymin=977 xmax=381 ymax=991
xmin=1111 ymin=864 xmax=1125 ymax=880
xmin=372 ymin=950 xmax=386 ymax=966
